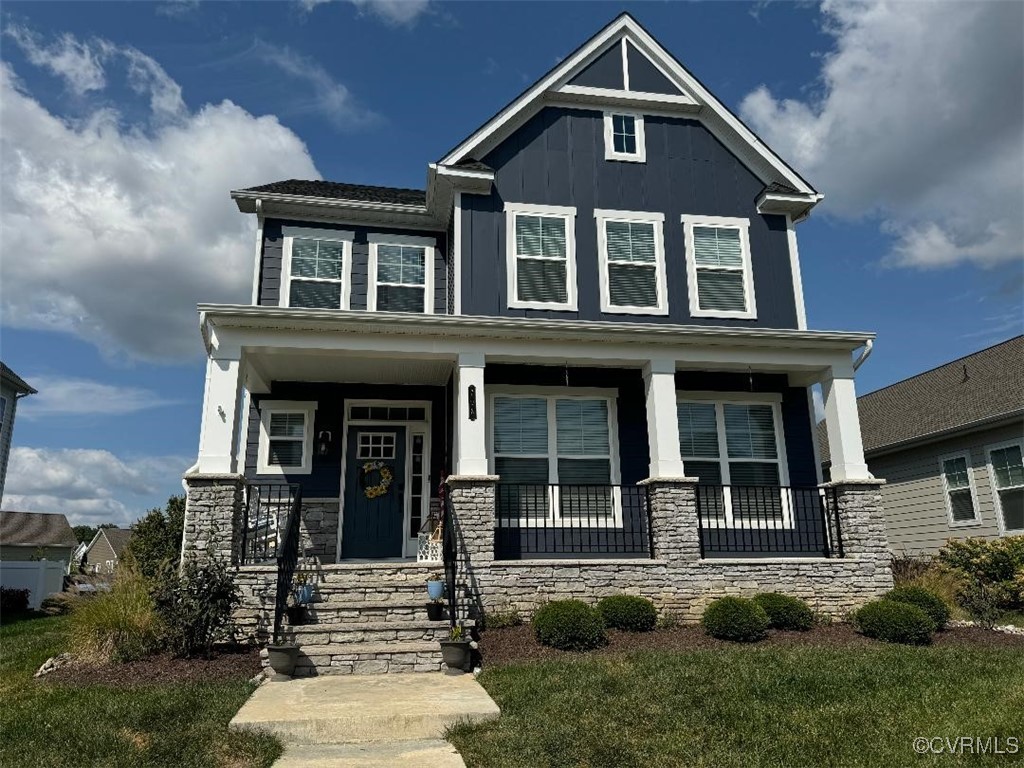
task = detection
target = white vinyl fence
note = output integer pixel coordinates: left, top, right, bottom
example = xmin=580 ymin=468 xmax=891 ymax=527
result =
xmin=1 ymin=560 xmax=66 ymax=609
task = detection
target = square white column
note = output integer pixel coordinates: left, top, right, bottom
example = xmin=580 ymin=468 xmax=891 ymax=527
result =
xmin=822 ymin=365 xmax=871 ymax=481
xmin=196 ymin=353 xmax=245 ymax=475
xmin=643 ymin=359 xmax=686 ymax=479
xmin=455 ymin=352 xmax=488 ymax=476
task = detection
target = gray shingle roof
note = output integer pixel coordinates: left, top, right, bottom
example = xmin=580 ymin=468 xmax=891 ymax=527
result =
xmin=0 ymin=362 xmax=36 ymax=395
xmin=0 ymin=511 xmax=77 ymax=548
xmin=241 ymin=179 xmax=426 ymax=207
xmin=99 ymin=527 xmax=133 ymax=556
xmin=819 ymin=335 xmax=1024 ymax=460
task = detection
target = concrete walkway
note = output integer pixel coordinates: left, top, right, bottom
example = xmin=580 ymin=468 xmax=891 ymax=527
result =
xmin=229 ymin=674 xmax=499 ymax=767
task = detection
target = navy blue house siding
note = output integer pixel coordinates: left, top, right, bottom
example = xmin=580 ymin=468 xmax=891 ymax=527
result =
xmin=461 ymin=106 xmax=797 ymax=328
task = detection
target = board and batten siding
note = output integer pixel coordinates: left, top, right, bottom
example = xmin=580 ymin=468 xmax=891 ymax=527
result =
xmin=868 ymin=422 xmax=1023 ymax=555
xmin=258 ymin=219 xmax=448 ymax=314
xmin=461 ymin=106 xmax=797 ymax=328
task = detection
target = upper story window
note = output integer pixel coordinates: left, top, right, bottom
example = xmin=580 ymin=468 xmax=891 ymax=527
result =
xmin=595 ymin=209 xmax=667 ymax=315
xmin=505 ymin=203 xmax=577 ymax=311
xmin=939 ymin=451 xmax=981 ymax=527
xmin=987 ymin=440 xmax=1024 ymax=534
xmin=257 ymin=400 xmax=317 ymax=475
xmin=604 ymin=112 xmax=646 ymax=162
xmin=368 ymin=234 xmax=435 ymax=313
xmin=681 ymin=215 xmax=756 ymax=320
xmin=283 ymin=232 xmax=353 ymax=310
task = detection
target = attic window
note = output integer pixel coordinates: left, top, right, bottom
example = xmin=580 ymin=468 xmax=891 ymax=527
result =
xmin=604 ymin=112 xmax=645 ymax=162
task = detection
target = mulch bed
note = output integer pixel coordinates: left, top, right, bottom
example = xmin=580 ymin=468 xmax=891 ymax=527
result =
xmin=41 ymin=645 xmax=262 ymax=687
xmin=479 ymin=623 xmax=1024 ymax=666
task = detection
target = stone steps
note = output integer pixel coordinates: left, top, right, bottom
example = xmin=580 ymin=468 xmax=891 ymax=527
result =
xmin=273 ymin=740 xmax=466 ymax=767
xmin=283 ymin=620 xmax=451 ymax=646
xmin=294 ymin=642 xmax=445 ymax=675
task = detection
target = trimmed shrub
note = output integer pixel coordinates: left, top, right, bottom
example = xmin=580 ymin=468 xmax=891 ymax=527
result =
xmin=938 ymin=536 xmax=1024 ymax=609
xmin=483 ymin=609 xmax=523 ymax=630
xmin=752 ymin=593 xmax=814 ymax=631
xmin=1 ymin=587 xmax=30 ymax=615
xmin=532 ymin=600 xmax=607 ymax=651
xmin=597 ymin=595 xmax=658 ymax=632
xmin=702 ymin=597 xmax=769 ymax=642
xmin=884 ymin=586 xmax=950 ymax=630
xmin=70 ymin=567 xmax=163 ymax=662
xmin=151 ymin=558 xmax=240 ymax=658
xmin=854 ymin=600 xmax=933 ymax=645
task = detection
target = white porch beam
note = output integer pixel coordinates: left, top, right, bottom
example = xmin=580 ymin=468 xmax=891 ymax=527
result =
xmin=821 ymin=365 xmax=871 ymax=482
xmin=455 ymin=352 xmax=488 ymax=476
xmin=196 ymin=353 xmax=245 ymax=475
xmin=643 ymin=359 xmax=686 ymax=479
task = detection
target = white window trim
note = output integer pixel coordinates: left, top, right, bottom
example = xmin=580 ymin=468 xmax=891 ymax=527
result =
xmin=677 ymin=395 xmax=791 ymax=529
xmin=985 ymin=438 xmax=1024 ymax=536
xmin=504 ymin=203 xmax=578 ymax=311
xmin=681 ymin=214 xmax=757 ymax=320
xmin=257 ymin=400 xmax=317 ymax=475
xmin=488 ymin=388 xmax=621 ymax=528
xmin=594 ymin=209 xmax=668 ymax=315
xmin=938 ymin=450 xmax=982 ymax=528
xmin=603 ymin=111 xmax=646 ymax=162
xmin=282 ymin=232 xmax=354 ymax=310
xmin=367 ymin=233 xmax=436 ymax=314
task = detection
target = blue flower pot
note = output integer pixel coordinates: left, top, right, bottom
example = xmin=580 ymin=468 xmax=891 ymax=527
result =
xmin=295 ymin=584 xmax=315 ymax=605
xmin=426 ymin=580 xmax=445 ymax=601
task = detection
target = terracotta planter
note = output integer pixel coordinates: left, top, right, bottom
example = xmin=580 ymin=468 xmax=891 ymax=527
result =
xmin=426 ymin=602 xmax=445 ymax=621
xmin=267 ymin=644 xmax=300 ymax=678
xmin=439 ymin=640 xmax=472 ymax=674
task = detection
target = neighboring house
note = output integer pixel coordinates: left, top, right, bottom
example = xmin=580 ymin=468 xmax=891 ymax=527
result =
xmin=0 ymin=362 xmax=36 ymax=507
xmin=182 ymin=14 xmax=891 ymax=675
xmin=0 ymin=510 xmax=78 ymax=569
xmin=83 ymin=527 xmax=133 ymax=575
xmin=821 ymin=336 xmax=1023 ymax=554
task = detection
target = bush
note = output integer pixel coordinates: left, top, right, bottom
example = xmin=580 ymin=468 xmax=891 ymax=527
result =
xmin=70 ymin=567 xmax=163 ymax=662
xmin=752 ymin=593 xmax=814 ymax=631
xmin=1 ymin=587 xmax=30 ymax=615
xmin=702 ymin=597 xmax=769 ymax=642
xmin=483 ymin=609 xmax=523 ymax=630
xmin=853 ymin=600 xmax=933 ymax=645
xmin=958 ymin=576 xmax=1002 ymax=629
xmin=884 ymin=586 xmax=950 ymax=630
xmin=125 ymin=496 xmax=186 ymax=581
xmin=597 ymin=595 xmax=658 ymax=632
xmin=39 ymin=593 xmax=78 ymax=616
xmin=938 ymin=537 xmax=1024 ymax=609
xmin=151 ymin=558 xmax=240 ymax=658
xmin=532 ymin=600 xmax=607 ymax=651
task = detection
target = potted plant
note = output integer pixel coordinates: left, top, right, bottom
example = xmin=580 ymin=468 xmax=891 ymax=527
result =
xmin=439 ymin=625 xmax=472 ymax=674
xmin=426 ymin=573 xmax=445 ymax=601
xmin=426 ymin=598 xmax=445 ymax=621
xmin=266 ymin=642 xmax=301 ymax=678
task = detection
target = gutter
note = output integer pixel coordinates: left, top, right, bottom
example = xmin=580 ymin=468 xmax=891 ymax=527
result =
xmin=852 ymin=339 xmax=873 ymax=371
xmin=863 ymin=409 xmax=1024 ymax=460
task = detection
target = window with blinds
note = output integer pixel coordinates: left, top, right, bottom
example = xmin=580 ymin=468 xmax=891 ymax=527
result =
xmin=598 ymin=214 xmax=666 ymax=313
xmin=374 ymin=244 xmax=428 ymax=312
xmin=988 ymin=442 xmax=1024 ymax=533
xmin=512 ymin=214 xmax=570 ymax=306
xmin=258 ymin=401 xmax=316 ymax=474
xmin=939 ymin=453 xmax=979 ymax=524
xmin=288 ymin=238 xmax=346 ymax=309
xmin=682 ymin=217 xmax=755 ymax=319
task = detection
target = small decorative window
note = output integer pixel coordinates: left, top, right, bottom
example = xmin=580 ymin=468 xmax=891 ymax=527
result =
xmin=595 ymin=210 xmax=666 ymax=314
xmin=682 ymin=216 xmax=756 ymax=320
xmin=369 ymin=236 xmax=434 ymax=313
xmin=988 ymin=441 xmax=1024 ymax=533
xmin=939 ymin=452 xmax=980 ymax=526
xmin=284 ymin=236 xmax=351 ymax=309
xmin=604 ymin=112 xmax=646 ymax=162
xmin=257 ymin=401 xmax=316 ymax=475
xmin=505 ymin=204 xmax=577 ymax=310
xmin=357 ymin=432 xmax=397 ymax=460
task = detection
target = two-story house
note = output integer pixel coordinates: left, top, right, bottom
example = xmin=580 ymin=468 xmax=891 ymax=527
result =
xmin=182 ymin=14 xmax=892 ymax=676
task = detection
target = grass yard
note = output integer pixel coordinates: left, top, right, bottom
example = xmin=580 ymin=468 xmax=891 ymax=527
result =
xmin=450 ymin=643 xmax=1024 ymax=767
xmin=0 ymin=614 xmax=281 ymax=768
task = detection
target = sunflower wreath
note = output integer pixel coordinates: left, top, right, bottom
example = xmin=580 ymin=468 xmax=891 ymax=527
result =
xmin=361 ymin=461 xmax=394 ymax=499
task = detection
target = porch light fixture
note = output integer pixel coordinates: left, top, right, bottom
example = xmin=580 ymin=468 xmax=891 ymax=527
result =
xmin=317 ymin=430 xmax=333 ymax=456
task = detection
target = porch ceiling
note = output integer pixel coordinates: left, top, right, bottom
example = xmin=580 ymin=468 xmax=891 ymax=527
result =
xmin=247 ymin=352 xmax=452 ymax=386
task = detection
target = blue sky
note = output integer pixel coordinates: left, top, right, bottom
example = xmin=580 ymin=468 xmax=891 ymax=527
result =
xmin=1 ymin=1 xmax=1021 ymax=526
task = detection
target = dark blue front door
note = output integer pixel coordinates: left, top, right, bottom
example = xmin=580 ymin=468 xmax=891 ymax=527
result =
xmin=342 ymin=426 xmax=406 ymax=559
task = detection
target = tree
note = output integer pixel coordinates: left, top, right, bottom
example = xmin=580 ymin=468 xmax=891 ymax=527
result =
xmin=125 ymin=496 xmax=186 ymax=581
xmin=73 ymin=522 xmax=118 ymax=545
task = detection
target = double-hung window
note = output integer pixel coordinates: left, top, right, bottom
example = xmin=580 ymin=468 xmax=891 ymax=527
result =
xmin=677 ymin=397 xmax=790 ymax=527
xmin=369 ymin=235 xmax=434 ymax=313
xmin=939 ymin=451 xmax=981 ymax=526
xmin=987 ymin=441 xmax=1024 ymax=534
xmin=681 ymin=216 xmax=756 ymax=319
xmin=257 ymin=401 xmax=316 ymax=475
xmin=283 ymin=233 xmax=352 ymax=310
xmin=492 ymin=393 xmax=618 ymax=525
xmin=603 ymin=112 xmax=646 ymax=162
xmin=505 ymin=203 xmax=577 ymax=310
xmin=595 ymin=210 xmax=667 ymax=314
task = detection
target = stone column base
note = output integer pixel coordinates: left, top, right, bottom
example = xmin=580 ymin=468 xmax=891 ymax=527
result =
xmin=638 ymin=477 xmax=701 ymax=562
xmin=182 ymin=473 xmax=245 ymax=565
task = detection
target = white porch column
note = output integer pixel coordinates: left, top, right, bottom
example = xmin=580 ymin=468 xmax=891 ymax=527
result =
xmin=643 ymin=359 xmax=686 ymax=479
xmin=455 ymin=352 xmax=488 ymax=476
xmin=822 ymin=364 xmax=871 ymax=481
xmin=196 ymin=350 xmax=245 ymax=474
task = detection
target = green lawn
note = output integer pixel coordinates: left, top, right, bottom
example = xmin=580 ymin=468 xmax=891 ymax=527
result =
xmin=0 ymin=615 xmax=281 ymax=768
xmin=450 ymin=646 xmax=1024 ymax=767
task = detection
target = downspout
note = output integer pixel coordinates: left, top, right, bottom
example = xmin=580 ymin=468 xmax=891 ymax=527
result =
xmin=852 ymin=339 xmax=873 ymax=372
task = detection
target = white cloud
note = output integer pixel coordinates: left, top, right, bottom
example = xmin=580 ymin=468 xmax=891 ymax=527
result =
xmin=5 ymin=447 xmax=189 ymax=527
xmin=740 ymin=0 xmax=1024 ymax=269
xmin=300 ymin=0 xmax=432 ymax=26
xmin=0 ymin=29 xmax=323 ymax=362
xmin=3 ymin=25 xmax=105 ymax=95
xmin=17 ymin=375 xmax=180 ymax=418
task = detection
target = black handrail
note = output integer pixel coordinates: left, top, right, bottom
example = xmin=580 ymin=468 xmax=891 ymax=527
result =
xmin=241 ymin=483 xmax=301 ymax=565
xmin=272 ymin=486 xmax=302 ymax=644
xmin=442 ymin=483 xmax=457 ymax=631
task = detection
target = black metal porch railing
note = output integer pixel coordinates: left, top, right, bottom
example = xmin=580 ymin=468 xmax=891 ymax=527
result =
xmin=696 ymin=485 xmax=844 ymax=557
xmin=442 ymin=483 xmax=458 ymax=630
xmin=494 ymin=484 xmax=652 ymax=559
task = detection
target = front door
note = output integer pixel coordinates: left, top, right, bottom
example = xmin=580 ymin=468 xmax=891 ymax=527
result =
xmin=342 ymin=426 xmax=407 ymax=559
